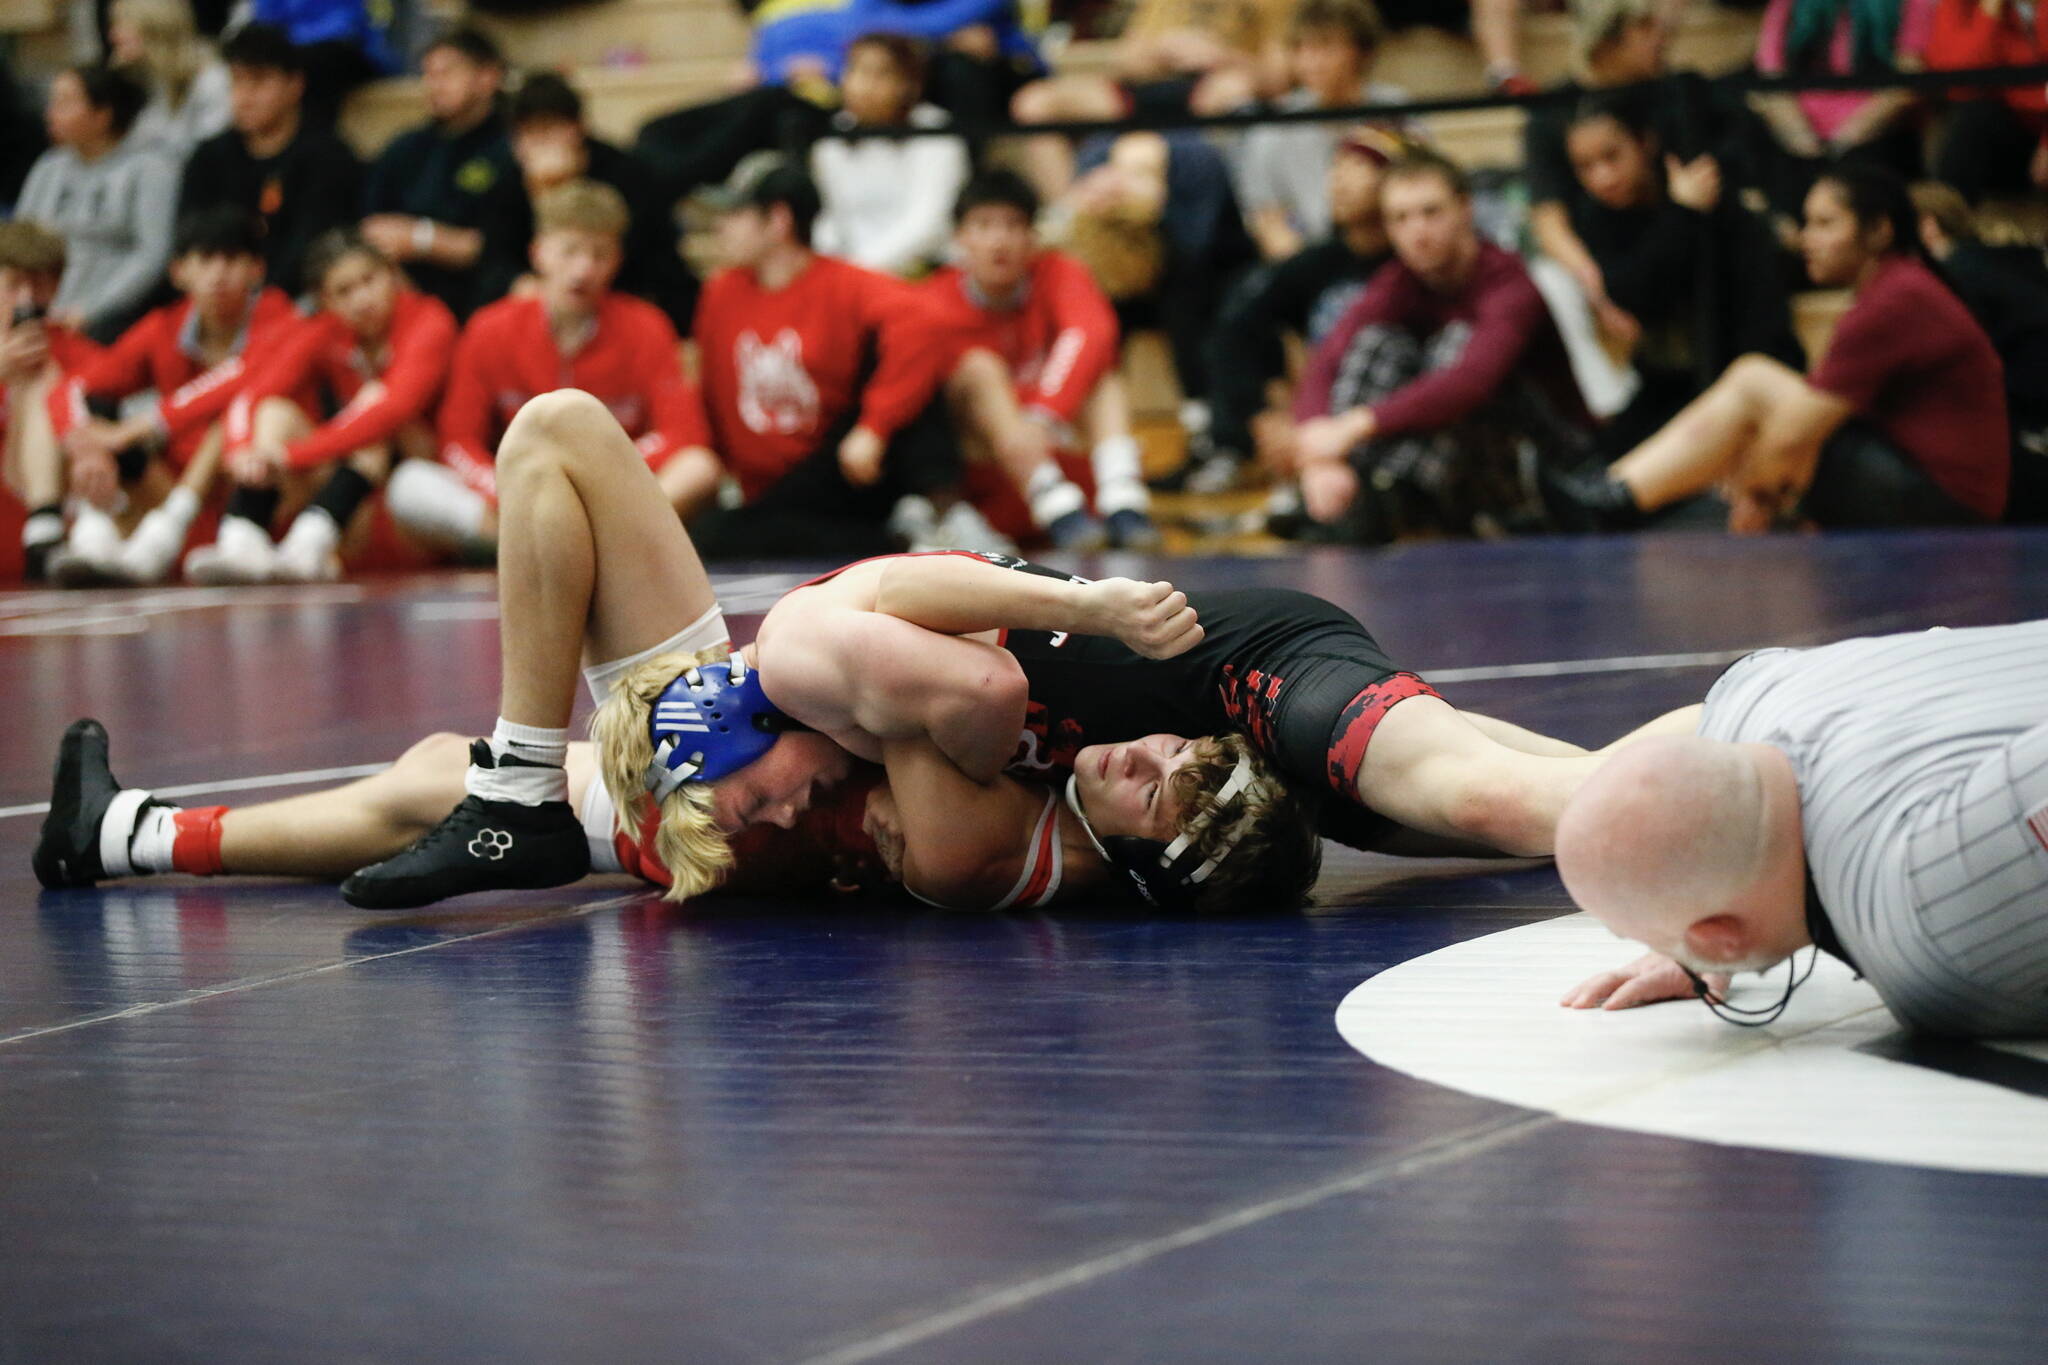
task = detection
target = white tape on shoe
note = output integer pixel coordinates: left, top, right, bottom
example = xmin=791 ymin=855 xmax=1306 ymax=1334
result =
xmin=98 ymin=787 xmax=152 ymax=880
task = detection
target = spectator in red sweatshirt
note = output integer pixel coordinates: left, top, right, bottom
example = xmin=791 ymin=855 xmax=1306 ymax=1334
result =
xmin=0 ymin=221 xmax=106 ymax=581
xmin=1290 ymin=149 xmax=1590 ymax=542
xmin=688 ymin=152 xmax=966 ymax=559
xmin=44 ymin=207 xmax=299 ymax=585
xmin=921 ymin=169 xmax=1158 ymax=551
xmin=385 ymin=179 xmax=714 ymax=555
xmin=191 ymin=229 xmax=459 ymax=584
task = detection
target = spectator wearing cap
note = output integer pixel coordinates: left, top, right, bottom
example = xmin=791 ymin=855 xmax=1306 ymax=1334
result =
xmin=385 ymin=179 xmax=713 ymax=555
xmin=688 ymin=154 xmax=964 ymax=559
xmin=811 ymin=34 xmax=971 ymax=277
xmin=1201 ymin=125 xmax=1397 ymax=491
xmin=1234 ymin=0 xmax=1407 ymax=263
xmin=360 ymin=26 xmax=516 ymax=318
xmin=16 ymin=63 xmax=178 ymax=343
xmin=476 ymin=71 xmax=698 ymax=331
xmin=1289 ymin=150 xmax=1590 ymax=542
xmin=178 ymin=22 xmax=362 ymax=298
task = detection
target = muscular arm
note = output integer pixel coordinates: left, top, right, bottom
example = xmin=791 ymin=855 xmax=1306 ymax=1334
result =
xmin=882 ymin=737 xmax=1098 ymax=910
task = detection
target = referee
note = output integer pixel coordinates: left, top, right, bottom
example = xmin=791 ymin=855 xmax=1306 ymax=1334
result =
xmin=1556 ymin=619 xmax=2048 ymax=1038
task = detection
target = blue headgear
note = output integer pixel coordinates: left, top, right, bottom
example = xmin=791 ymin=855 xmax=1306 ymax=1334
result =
xmin=642 ymin=656 xmax=791 ymax=800
xmin=1062 ymin=756 xmax=1259 ymax=909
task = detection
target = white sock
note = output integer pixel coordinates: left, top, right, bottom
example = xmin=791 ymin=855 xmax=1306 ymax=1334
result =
xmin=128 ymin=803 xmax=182 ymax=874
xmin=1026 ymin=462 xmax=1086 ymax=527
xmin=23 ymin=508 xmax=63 ymax=550
xmin=581 ymin=606 xmax=730 ymax=703
xmin=386 ymin=461 xmax=489 ymax=544
xmin=1090 ymin=434 xmax=1149 ymax=515
xmin=466 ymin=718 xmax=570 ymax=806
xmin=66 ymin=502 xmax=122 ymax=557
xmin=215 ymin=514 xmax=274 ymax=555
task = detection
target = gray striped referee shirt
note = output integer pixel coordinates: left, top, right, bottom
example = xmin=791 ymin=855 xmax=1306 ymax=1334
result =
xmin=1699 ymin=620 xmax=2048 ymax=1038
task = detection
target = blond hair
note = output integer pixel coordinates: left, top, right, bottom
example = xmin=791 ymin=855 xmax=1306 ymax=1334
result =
xmin=1167 ymin=733 xmax=1323 ymax=913
xmin=535 ymin=179 xmax=631 ymax=238
xmin=587 ymin=648 xmax=736 ymax=903
xmin=111 ymin=0 xmax=208 ymax=111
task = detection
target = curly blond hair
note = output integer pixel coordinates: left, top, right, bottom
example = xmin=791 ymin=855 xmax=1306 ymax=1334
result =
xmin=587 ymin=648 xmax=736 ymax=903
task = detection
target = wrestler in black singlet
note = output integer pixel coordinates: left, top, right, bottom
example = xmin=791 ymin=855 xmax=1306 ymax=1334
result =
xmin=983 ymin=557 xmax=1442 ymax=849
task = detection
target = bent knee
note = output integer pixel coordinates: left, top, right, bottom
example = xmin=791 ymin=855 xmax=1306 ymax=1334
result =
xmin=501 ymin=388 xmax=612 ymax=468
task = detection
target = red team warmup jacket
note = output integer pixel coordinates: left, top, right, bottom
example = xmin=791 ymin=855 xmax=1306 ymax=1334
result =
xmin=227 ymin=290 xmax=458 ymax=470
xmin=438 ymin=292 xmax=711 ymax=501
xmin=694 ymin=255 xmax=953 ymax=501
xmin=49 ymin=289 xmax=304 ymax=468
xmin=0 ymin=323 xmax=102 ymax=444
xmin=919 ymin=251 xmax=1120 ymax=431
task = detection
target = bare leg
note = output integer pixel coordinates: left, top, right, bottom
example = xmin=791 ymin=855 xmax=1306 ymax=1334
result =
xmin=219 ymin=733 xmax=474 ymax=877
xmin=947 ymin=348 xmax=1055 ymax=488
xmin=492 ymin=389 xmax=720 ymax=730
xmin=9 ymin=368 xmax=62 ymax=507
xmin=1471 ymin=0 xmax=1524 ymax=78
xmin=1009 ymin=75 xmax=1123 ymax=200
xmin=1608 ymin=354 xmax=1809 ymax=510
xmin=1460 ymin=711 xmax=1590 ymax=757
xmin=1355 ymin=696 xmax=1605 ymax=856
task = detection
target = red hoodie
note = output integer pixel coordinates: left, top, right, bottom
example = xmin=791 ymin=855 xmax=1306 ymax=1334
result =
xmin=920 ymin=251 xmax=1120 ymax=429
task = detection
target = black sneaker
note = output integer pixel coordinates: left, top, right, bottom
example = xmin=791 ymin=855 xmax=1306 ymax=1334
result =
xmin=34 ymin=718 xmax=152 ymax=889
xmin=1538 ymin=463 xmax=1648 ymax=534
xmin=340 ymin=743 xmax=588 ymax=909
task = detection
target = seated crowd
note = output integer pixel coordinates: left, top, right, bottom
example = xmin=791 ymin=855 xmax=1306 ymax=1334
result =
xmin=3 ymin=0 xmax=2046 ymax=585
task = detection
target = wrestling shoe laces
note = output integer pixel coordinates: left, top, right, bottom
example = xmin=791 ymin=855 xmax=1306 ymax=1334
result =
xmin=339 ymin=741 xmax=589 ymax=909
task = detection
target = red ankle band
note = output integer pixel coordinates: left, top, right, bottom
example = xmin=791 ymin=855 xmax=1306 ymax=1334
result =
xmin=171 ymin=806 xmax=228 ymax=876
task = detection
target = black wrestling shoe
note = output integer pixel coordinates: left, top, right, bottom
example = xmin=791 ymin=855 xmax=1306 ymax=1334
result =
xmin=34 ymin=718 xmax=153 ymax=889
xmin=340 ymin=744 xmax=588 ymax=909
xmin=1537 ymin=462 xmax=1649 ymax=533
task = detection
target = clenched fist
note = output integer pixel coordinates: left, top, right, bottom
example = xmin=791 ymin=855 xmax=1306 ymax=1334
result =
xmin=1080 ymin=577 xmax=1203 ymax=658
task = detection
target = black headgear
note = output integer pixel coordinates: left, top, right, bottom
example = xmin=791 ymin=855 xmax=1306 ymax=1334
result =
xmin=1062 ymin=755 xmax=1260 ymax=909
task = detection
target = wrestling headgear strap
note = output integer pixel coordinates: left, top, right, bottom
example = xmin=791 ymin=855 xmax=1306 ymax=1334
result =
xmin=643 ymin=655 xmax=789 ymax=800
xmin=1063 ymin=755 xmax=1259 ymax=908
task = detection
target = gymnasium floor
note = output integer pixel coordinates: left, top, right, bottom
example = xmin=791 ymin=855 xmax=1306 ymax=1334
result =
xmin=4 ymin=529 xmax=2046 ymax=1365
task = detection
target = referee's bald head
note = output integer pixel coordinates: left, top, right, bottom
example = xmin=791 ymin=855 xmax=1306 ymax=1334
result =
xmin=1557 ymin=736 xmax=1806 ymax=973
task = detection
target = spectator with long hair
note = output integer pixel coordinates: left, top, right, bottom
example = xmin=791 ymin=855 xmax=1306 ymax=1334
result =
xmin=1547 ymin=165 xmax=2009 ymax=532
xmin=107 ymin=0 xmax=231 ymax=155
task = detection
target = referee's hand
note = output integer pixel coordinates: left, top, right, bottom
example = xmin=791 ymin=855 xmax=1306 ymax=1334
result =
xmin=1561 ymin=951 xmax=1726 ymax=1011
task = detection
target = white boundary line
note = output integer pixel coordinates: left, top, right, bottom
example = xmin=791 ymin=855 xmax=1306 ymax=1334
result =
xmin=0 ymin=764 xmax=386 ymax=820
xmin=789 ymin=1110 xmax=1551 ymax=1365
xmin=0 ymin=648 xmax=1748 ymax=822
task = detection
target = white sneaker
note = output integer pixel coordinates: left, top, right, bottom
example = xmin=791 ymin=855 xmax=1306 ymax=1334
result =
xmin=117 ymin=509 xmax=189 ymax=584
xmin=888 ymin=494 xmax=940 ymax=549
xmin=929 ymin=500 xmax=1018 ymax=555
xmin=272 ymin=511 xmax=343 ymax=583
xmin=49 ymin=508 xmax=132 ymax=587
xmin=184 ymin=516 xmax=277 ymax=585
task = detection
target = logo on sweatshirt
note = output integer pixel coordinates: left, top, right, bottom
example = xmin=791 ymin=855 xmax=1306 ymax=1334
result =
xmin=735 ymin=329 xmax=820 ymax=435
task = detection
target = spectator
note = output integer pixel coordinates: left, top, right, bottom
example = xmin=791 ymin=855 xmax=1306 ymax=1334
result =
xmin=108 ymin=0 xmax=232 ymax=156
xmin=1924 ymin=0 xmax=2048 ymax=202
xmin=0 ymin=223 xmax=107 ymax=580
xmin=16 ymin=64 xmax=178 ymax=344
xmin=923 ymin=170 xmax=1157 ymax=549
xmin=43 ymin=208 xmax=302 ymax=585
xmin=476 ymin=71 xmax=698 ymax=331
xmin=246 ymin=0 xmax=401 ymax=126
xmin=194 ymin=229 xmax=459 ymax=583
xmin=811 ymin=34 xmax=971 ymax=277
xmin=1912 ymin=181 xmax=2048 ymax=521
xmin=1750 ymin=0 xmax=1934 ymax=207
xmin=1202 ymin=124 xmax=1399 ymax=488
xmin=1063 ymin=131 xmax=1259 ymax=440
xmin=1010 ymin=0 xmax=1297 ymax=196
xmin=1236 ymin=0 xmax=1406 ymax=262
xmin=1547 ymin=166 xmax=2008 ymax=532
xmin=1560 ymin=94 xmax=1800 ymax=451
xmin=360 ymin=26 xmax=516 ymax=318
xmin=180 ymin=23 xmax=362 ymax=298
xmin=385 ymin=181 xmax=713 ymax=555
xmin=687 ymin=154 xmax=963 ymax=559
xmin=1289 ymin=150 xmax=1590 ymax=541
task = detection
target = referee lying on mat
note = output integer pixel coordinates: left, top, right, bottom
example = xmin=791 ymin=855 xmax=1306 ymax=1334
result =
xmin=1556 ymin=619 xmax=2048 ymax=1038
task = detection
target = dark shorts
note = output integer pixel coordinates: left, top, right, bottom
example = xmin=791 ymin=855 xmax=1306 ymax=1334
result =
xmin=1800 ymin=421 xmax=1982 ymax=528
xmin=1210 ymin=597 xmax=1441 ymax=848
xmin=1117 ymin=75 xmax=1201 ymax=122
